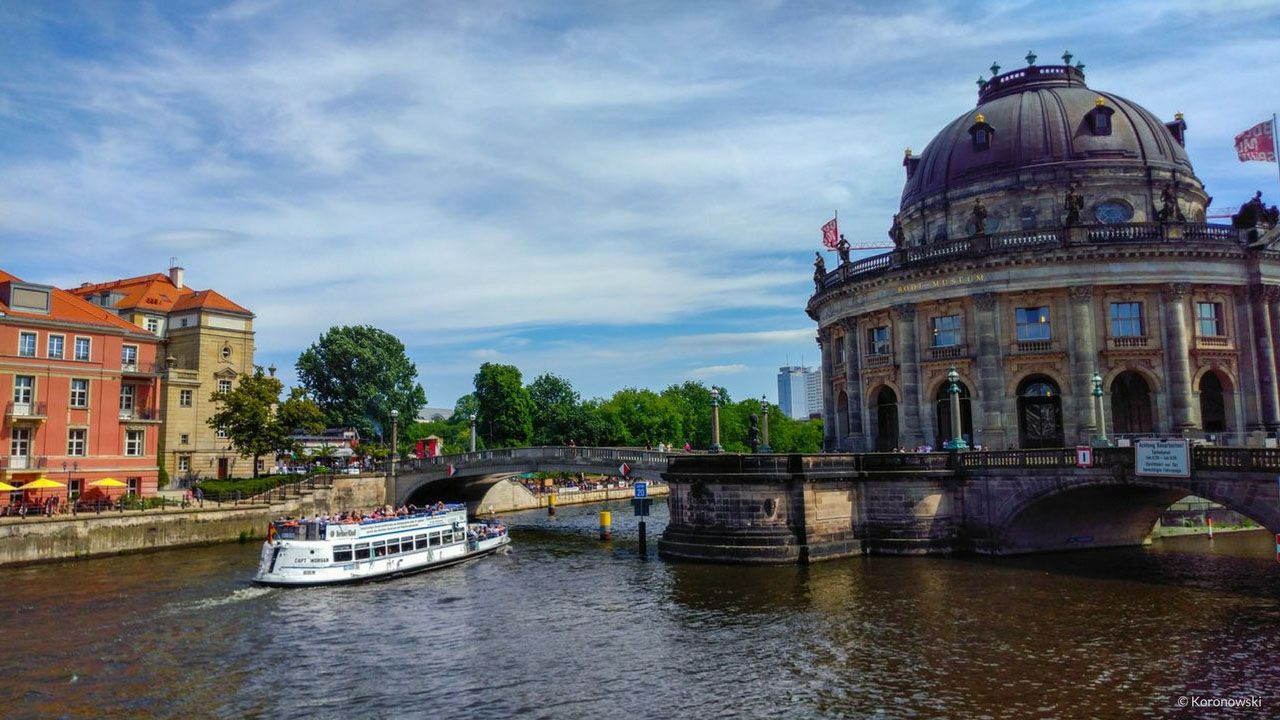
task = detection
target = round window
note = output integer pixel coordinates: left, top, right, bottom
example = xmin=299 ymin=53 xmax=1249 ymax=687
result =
xmin=221 ymin=345 xmax=231 ymax=360
xmin=1093 ymin=200 xmax=1134 ymax=224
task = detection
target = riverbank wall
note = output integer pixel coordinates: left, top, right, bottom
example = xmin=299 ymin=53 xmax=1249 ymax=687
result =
xmin=473 ymin=480 xmax=669 ymax=516
xmin=0 ymin=475 xmax=387 ymax=567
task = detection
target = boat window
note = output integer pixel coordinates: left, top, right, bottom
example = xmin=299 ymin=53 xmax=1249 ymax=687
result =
xmin=354 ymin=543 xmax=371 ymax=560
xmin=415 ymin=536 xmax=429 ymax=550
xmin=429 ymin=532 xmax=443 ymax=547
xmin=373 ymin=541 xmax=387 ymax=557
xmin=333 ymin=545 xmax=353 ymax=563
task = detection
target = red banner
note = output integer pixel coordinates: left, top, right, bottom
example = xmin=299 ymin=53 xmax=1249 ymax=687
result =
xmin=821 ymin=217 xmax=839 ymax=249
xmin=1235 ymin=119 xmax=1276 ymax=163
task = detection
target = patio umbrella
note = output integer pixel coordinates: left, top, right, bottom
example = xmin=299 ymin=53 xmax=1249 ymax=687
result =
xmin=0 ymin=481 xmax=17 ymax=491
xmin=88 ymin=478 xmax=127 ymax=488
xmin=18 ymin=477 xmax=66 ymax=511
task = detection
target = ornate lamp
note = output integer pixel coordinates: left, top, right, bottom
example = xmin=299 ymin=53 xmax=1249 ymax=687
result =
xmin=989 ymin=61 xmax=1001 ymax=76
xmin=1092 ymin=372 xmax=1110 ymax=446
xmin=469 ymin=413 xmax=477 ymax=453
xmin=759 ymin=396 xmax=772 ymax=454
xmin=1025 ymin=50 xmax=1037 ymax=66
xmin=943 ymin=367 xmax=969 ymax=451
xmin=390 ymin=409 xmax=399 ymax=478
xmin=1062 ymin=50 xmax=1073 ymax=66
xmin=709 ymin=388 xmax=723 ymax=453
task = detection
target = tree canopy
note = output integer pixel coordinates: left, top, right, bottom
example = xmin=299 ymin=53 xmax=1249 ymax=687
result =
xmin=294 ymin=325 xmax=427 ymax=440
xmin=473 ymin=363 xmax=533 ymax=447
xmin=207 ymin=367 xmax=325 ymax=477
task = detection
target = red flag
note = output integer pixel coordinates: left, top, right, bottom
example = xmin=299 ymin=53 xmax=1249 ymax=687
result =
xmin=618 ymin=462 xmax=630 ymax=477
xmin=1235 ymin=120 xmax=1276 ymax=163
xmin=821 ymin=217 xmax=839 ymax=249
xmin=446 ymin=464 xmax=457 ymax=477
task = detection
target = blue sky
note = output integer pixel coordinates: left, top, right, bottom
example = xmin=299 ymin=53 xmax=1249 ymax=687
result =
xmin=3 ymin=1 xmax=1279 ymax=409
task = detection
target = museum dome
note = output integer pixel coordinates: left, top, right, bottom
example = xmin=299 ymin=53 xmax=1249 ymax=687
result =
xmin=900 ymin=62 xmax=1197 ymax=209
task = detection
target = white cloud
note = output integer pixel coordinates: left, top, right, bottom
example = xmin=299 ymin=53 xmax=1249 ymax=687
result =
xmin=687 ymin=363 xmax=749 ymax=379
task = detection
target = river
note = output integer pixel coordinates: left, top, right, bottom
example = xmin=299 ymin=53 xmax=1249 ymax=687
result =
xmin=2 ymin=500 xmax=1278 ymax=719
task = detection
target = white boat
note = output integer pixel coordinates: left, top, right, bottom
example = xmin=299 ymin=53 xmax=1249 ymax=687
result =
xmin=253 ymin=503 xmax=510 ymax=587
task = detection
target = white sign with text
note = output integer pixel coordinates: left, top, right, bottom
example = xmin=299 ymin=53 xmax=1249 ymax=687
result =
xmin=1134 ymin=439 xmax=1191 ymax=478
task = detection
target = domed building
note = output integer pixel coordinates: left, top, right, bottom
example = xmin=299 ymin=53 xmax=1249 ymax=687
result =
xmin=808 ymin=55 xmax=1280 ymax=452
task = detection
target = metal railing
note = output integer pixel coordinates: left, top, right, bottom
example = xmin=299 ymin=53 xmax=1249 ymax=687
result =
xmin=5 ymin=402 xmax=47 ymax=418
xmin=392 ymin=446 xmax=672 ymax=475
xmin=118 ymin=407 xmax=161 ymax=421
xmin=0 ymin=455 xmax=47 ymax=470
xmin=120 ymin=361 xmax=162 ymax=374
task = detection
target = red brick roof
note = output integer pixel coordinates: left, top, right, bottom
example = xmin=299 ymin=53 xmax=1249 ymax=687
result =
xmin=70 ymin=272 xmax=252 ymax=317
xmin=0 ymin=269 xmax=152 ymax=335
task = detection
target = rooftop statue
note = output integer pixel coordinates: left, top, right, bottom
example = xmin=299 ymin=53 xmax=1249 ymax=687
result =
xmin=1157 ymin=182 xmax=1185 ymax=222
xmin=813 ymin=252 xmax=827 ymax=291
xmin=971 ymin=199 xmax=988 ymax=236
xmin=1063 ymin=183 xmax=1084 ymax=227
xmin=1233 ymin=191 xmax=1280 ymax=229
xmin=889 ymin=214 xmax=906 ymax=249
xmin=836 ymin=234 xmax=852 ymax=265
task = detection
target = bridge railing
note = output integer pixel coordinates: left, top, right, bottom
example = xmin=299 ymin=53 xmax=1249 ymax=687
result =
xmin=1194 ymin=446 xmax=1280 ymax=471
xmin=390 ymin=446 xmax=672 ymax=475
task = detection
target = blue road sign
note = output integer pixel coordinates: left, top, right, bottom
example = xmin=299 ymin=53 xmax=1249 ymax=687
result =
xmin=634 ymin=481 xmax=648 ymax=498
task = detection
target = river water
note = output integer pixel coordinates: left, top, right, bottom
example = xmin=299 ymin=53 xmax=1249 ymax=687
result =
xmin=2 ymin=500 xmax=1279 ymax=719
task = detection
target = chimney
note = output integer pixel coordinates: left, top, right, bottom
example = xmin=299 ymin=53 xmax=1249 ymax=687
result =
xmin=168 ymin=257 xmax=185 ymax=289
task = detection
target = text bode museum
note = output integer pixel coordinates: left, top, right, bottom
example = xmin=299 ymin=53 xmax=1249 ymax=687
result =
xmin=808 ymin=56 xmax=1280 ymax=453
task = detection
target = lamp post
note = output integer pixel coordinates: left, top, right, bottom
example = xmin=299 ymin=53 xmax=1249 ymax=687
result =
xmin=62 ymin=460 xmax=78 ymax=512
xmin=709 ymin=388 xmax=723 ymax=453
xmin=943 ymin=366 xmax=969 ymax=451
xmin=469 ymin=413 xmax=477 ymax=453
xmin=759 ymin=395 xmax=772 ymax=453
xmin=1092 ymin=372 xmax=1110 ymax=446
xmin=390 ymin=409 xmax=399 ymax=479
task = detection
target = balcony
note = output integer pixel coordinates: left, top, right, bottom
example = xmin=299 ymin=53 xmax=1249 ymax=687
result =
xmin=0 ymin=455 xmax=47 ymax=471
xmin=121 ymin=360 xmax=163 ymax=376
xmin=1012 ymin=339 xmax=1054 ymax=354
xmin=5 ymin=402 xmax=47 ymax=423
xmin=863 ymin=353 xmax=894 ymax=369
xmin=1194 ymin=335 xmax=1233 ymax=350
xmin=1107 ymin=335 xmax=1150 ymax=350
xmin=927 ymin=344 xmax=967 ymax=361
xmin=118 ymin=407 xmax=162 ymax=423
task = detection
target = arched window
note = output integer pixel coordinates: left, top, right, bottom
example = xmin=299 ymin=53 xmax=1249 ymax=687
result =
xmin=1110 ymin=371 xmax=1153 ymax=436
xmin=874 ymin=387 xmax=899 ymax=452
xmin=969 ymin=113 xmax=994 ymax=151
xmin=1017 ymin=376 xmax=1063 ymax=449
xmin=1199 ymin=372 xmax=1227 ymax=433
xmin=836 ymin=391 xmax=850 ymax=442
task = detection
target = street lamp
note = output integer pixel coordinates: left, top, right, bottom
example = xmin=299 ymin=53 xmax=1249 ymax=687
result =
xmin=390 ymin=409 xmax=399 ymax=478
xmin=62 ymin=460 xmax=78 ymax=511
xmin=943 ymin=367 xmax=969 ymax=451
xmin=1092 ymin=372 xmax=1110 ymax=446
xmin=469 ymin=413 xmax=477 ymax=453
xmin=709 ymin=388 xmax=723 ymax=453
xmin=759 ymin=395 xmax=772 ymax=453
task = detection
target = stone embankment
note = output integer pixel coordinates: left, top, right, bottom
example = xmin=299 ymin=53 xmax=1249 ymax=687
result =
xmin=0 ymin=475 xmax=387 ymax=567
xmin=474 ymin=480 xmax=668 ymax=515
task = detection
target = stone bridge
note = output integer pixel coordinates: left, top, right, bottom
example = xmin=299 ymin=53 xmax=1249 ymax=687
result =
xmin=390 ymin=446 xmax=670 ymax=506
xmin=659 ymin=446 xmax=1280 ymax=563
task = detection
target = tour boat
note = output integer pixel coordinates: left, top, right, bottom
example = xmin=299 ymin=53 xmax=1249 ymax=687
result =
xmin=253 ymin=503 xmax=510 ymax=587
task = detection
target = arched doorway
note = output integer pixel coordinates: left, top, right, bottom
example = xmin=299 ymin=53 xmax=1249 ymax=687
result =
xmin=874 ymin=387 xmax=899 ymax=451
xmin=1110 ymin=371 xmax=1154 ymax=435
xmin=1017 ymin=376 xmax=1064 ymax=449
xmin=1199 ymin=371 xmax=1228 ymax=434
xmin=935 ymin=380 xmax=973 ymax=448
xmin=835 ymin=390 xmax=850 ymax=443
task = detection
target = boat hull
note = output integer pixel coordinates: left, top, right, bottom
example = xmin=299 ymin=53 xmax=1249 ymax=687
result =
xmin=253 ymin=534 xmax=510 ymax=587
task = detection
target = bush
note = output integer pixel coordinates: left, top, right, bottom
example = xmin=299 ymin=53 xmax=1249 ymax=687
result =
xmin=194 ymin=476 xmax=287 ymax=499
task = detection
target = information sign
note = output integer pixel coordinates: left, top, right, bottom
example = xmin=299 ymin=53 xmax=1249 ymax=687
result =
xmin=1075 ymin=446 xmax=1094 ymax=468
xmin=1134 ymin=439 xmax=1191 ymax=478
xmin=634 ymin=481 xmax=648 ymax=499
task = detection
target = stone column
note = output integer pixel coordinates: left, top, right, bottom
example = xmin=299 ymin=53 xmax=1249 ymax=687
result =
xmin=893 ymin=303 xmax=924 ymax=447
xmin=1067 ymin=286 xmax=1099 ymax=443
xmin=1162 ymin=283 xmax=1196 ymax=433
xmin=1251 ymin=285 xmax=1280 ymax=432
xmin=841 ymin=319 xmax=864 ymax=450
xmin=818 ymin=328 xmax=837 ymax=450
xmin=973 ymin=293 xmax=1007 ymax=449
xmin=1234 ymin=287 xmax=1263 ymax=433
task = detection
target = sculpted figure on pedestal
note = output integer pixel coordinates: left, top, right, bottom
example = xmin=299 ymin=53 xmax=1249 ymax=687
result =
xmin=889 ymin=214 xmax=907 ymax=249
xmin=1063 ymin=183 xmax=1084 ymax=227
xmin=836 ymin=234 xmax=852 ymax=265
xmin=971 ymin=199 xmax=988 ymax=236
xmin=1157 ymin=183 xmax=1184 ymax=222
xmin=813 ymin=252 xmax=826 ymax=291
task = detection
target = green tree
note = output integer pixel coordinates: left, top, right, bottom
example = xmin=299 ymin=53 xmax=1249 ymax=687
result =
xmin=473 ymin=363 xmax=533 ymax=447
xmin=208 ymin=367 xmax=325 ymax=477
xmin=527 ymin=373 xmax=583 ymax=446
xmin=295 ymin=325 xmax=427 ymax=439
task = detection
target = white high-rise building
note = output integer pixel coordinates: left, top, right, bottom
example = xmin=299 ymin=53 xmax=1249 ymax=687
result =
xmin=777 ymin=366 xmax=822 ymax=419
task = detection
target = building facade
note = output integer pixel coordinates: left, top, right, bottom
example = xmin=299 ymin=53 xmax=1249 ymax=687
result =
xmin=71 ymin=265 xmax=256 ymax=481
xmin=1 ymin=270 xmax=162 ymax=502
xmin=808 ymin=59 xmax=1280 ymax=452
xmin=777 ymin=366 xmax=823 ymax=419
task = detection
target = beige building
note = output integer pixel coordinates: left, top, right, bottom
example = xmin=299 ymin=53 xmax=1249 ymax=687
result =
xmin=809 ymin=58 xmax=1280 ymax=451
xmin=72 ymin=265 xmax=256 ymax=480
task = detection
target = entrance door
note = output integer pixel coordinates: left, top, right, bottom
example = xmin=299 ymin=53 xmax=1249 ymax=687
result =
xmin=1199 ymin=372 xmax=1227 ymax=433
xmin=9 ymin=428 xmax=30 ymax=469
xmin=1110 ymin=371 xmax=1153 ymax=435
xmin=875 ymin=387 xmax=899 ymax=451
xmin=217 ymin=458 xmax=229 ymax=480
xmin=1017 ymin=376 xmax=1064 ymax=449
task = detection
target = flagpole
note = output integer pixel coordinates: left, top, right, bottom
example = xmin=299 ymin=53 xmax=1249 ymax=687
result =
xmin=1273 ymin=113 xmax=1279 ymax=195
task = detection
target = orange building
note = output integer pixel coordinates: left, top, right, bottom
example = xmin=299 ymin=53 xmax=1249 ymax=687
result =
xmin=1 ymin=269 xmax=162 ymax=505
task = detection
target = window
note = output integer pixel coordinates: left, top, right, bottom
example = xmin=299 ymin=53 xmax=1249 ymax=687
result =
xmin=1086 ymin=102 xmax=1115 ymax=136
xmin=217 ymin=379 xmax=232 ymax=394
xmin=216 ymin=427 xmax=228 ymax=439
xmin=1094 ymin=200 xmax=1133 ymax=224
xmin=180 ymin=318 xmax=189 ymax=328
xmin=125 ymin=430 xmax=144 ymax=456
xmin=1109 ymin=302 xmax=1144 ymax=337
xmin=67 ymin=429 xmax=86 ymax=456
xmin=179 ymin=389 xmax=193 ymax=407
xmin=1197 ymin=302 xmax=1224 ymax=336
xmin=18 ymin=332 xmax=36 ymax=357
xmin=13 ymin=376 xmax=33 ymax=404
xmin=120 ymin=384 xmax=135 ymax=412
xmin=47 ymin=335 xmax=64 ymax=359
xmin=74 ymin=337 xmax=91 ymax=361
xmin=931 ymin=315 xmax=961 ymax=347
xmin=177 ymin=455 xmax=190 ymax=472
xmin=415 ymin=534 xmax=429 ymax=550
xmin=354 ymin=544 xmax=371 ymax=560
xmin=866 ymin=326 xmax=891 ymax=355
xmin=69 ymin=478 xmax=82 ymax=500
xmin=145 ymin=317 xmax=160 ymax=334
xmin=127 ymin=477 xmax=139 ymax=494
xmin=70 ymin=379 xmax=89 ymax=408
xmin=221 ymin=345 xmax=232 ymax=361
xmin=1016 ymin=306 xmax=1052 ymax=341
xmin=10 ymin=427 xmax=30 ymax=457
xmin=180 ymin=433 xmax=190 ymax=445
xmin=333 ymin=545 xmax=353 ymax=563
xmin=121 ymin=345 xmax=138 ymax=369
xmin=969 ymin=114 xmax=993 ymax=151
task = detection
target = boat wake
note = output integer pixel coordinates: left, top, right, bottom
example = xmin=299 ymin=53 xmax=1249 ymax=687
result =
xmin=174 ymin=586 xmax=274 ymax=612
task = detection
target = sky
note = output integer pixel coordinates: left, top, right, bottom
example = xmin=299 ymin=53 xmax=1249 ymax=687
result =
xmin=3 ymin=0 xmax=1279 ymax=410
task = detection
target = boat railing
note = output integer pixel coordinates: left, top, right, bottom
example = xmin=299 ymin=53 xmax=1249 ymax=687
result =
xmin=270 ymin=503 xmax=466 ymax=542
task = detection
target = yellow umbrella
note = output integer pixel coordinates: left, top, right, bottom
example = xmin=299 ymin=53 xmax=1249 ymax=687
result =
xmin=89 ymin=478 xmax=128 ymax=488
xmin=19 ymin=477 xmax=65 ymax=490
xmin=0 ymin=481 xmax=18 ymax=491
